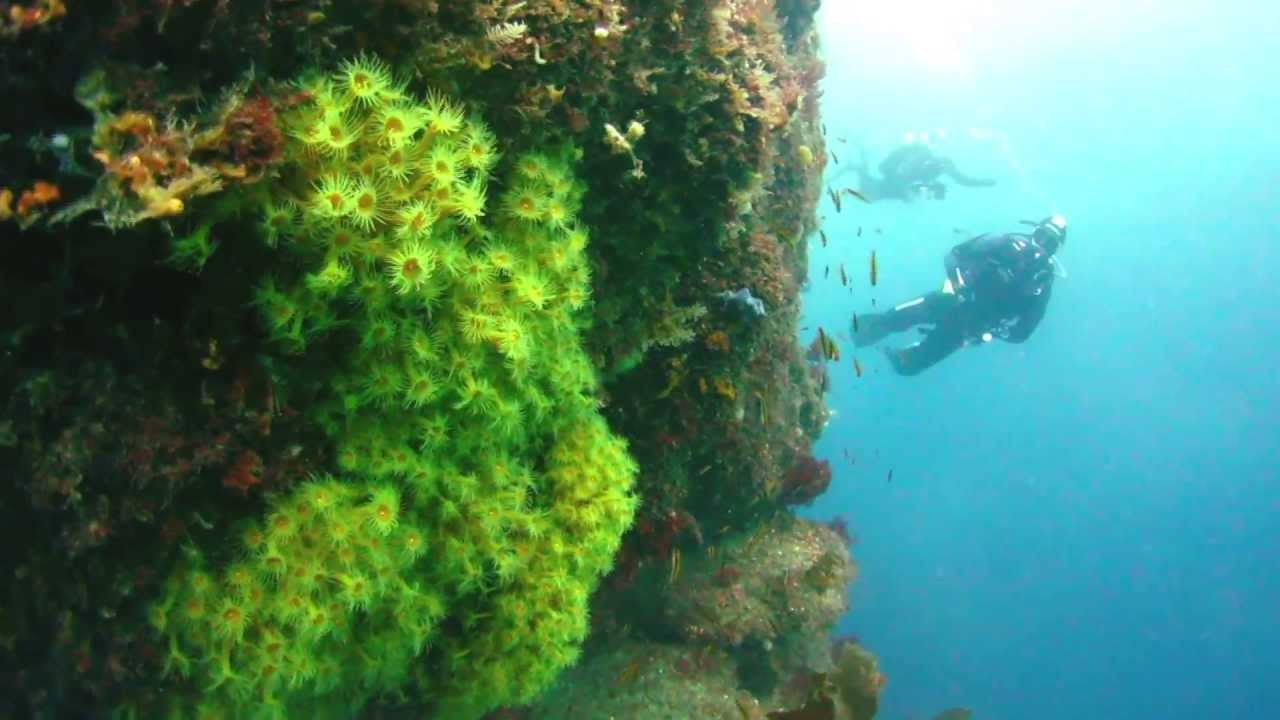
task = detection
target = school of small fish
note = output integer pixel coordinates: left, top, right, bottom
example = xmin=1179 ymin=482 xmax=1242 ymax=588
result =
xmin=805 ymin=140 xmax=900 ymax=489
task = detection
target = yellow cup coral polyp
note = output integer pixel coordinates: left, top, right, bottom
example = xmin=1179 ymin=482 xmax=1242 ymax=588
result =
xmin=336 ymin=54 xmax=401 ymax=107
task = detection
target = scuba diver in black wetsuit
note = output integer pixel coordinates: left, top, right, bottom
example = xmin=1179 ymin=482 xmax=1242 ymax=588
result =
xmin=853 ymin=216 xmax=1067 ymax=376
xmin=854 ymin=144 xmax=996 ymax=202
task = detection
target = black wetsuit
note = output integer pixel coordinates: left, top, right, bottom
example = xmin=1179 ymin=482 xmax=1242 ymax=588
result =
xmin=854 ymin=232 xmax=1056 ymax=375
xmin=856 ymin=145 xmax=995 ymax=202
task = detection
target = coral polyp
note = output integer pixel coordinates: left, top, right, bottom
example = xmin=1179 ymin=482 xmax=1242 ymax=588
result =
xmin=308 ymin=174 xmax=357 ymax=221
xmin=337 ymin=54 xmax=399 ymax=107
xmin=422 ymin=88 xmax=466 ymax=135
xmin=372 ymin=103 xmax=423 ymax=147
xmin=384 ymin=241 xmax=436 ymax=295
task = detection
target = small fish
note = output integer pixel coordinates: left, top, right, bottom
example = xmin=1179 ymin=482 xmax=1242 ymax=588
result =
xmin=827 ymin=187 xmax=843 ymax=213
xmin=831 ymin=150 xmax=839 ymax=164
xmin=824 ymin=265 xmax=830 ymax=279
xmin=817 ymin=328 xmax=841 ymax=361
xmin=821 ymin=122 xmax=827 ymax=136
xmin=839 ymin=264 xmax=848 ymax=287
xmin=851 ymin=313 xmax=859 ymax=332
xmin=615 ymin=659 xmax=644 ymax=686
xmin=874 ymin=227 xmax=883 ymax=235
xmin=871 ymin=298 xmax=877 ymax=307
xmin=853 ymin=357 xmax=863 ymax=378
xmin=819 ymin=370 xmax=829 ymax=393
xmin=857 ymin=226 xmax=863 ymax=237
xmin=869 ymin=251 xmax=878 ymax=287
xmin=201 ymin=338 xmax=224 ymax=370
xmin=843 ymin=188 xmax=871 ymax=204
xmin=669 ymin=547 xmax=682 ymax=583
xmin=819 ymin=229 xmax=828 ymax=247
xmin=887 ymin=469 xmax=894 ymax=483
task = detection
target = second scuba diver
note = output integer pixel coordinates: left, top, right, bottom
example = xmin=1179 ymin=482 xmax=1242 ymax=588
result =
xmin=855 ymin=143 xmax=996 ymax=202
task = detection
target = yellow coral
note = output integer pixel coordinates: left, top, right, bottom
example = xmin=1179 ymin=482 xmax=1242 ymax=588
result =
xmin=461 ymin=122 xmax=499 ymax=173
xmin=504 ymin=185 xmax=545 ymax=223
xmin=337 ymin=54 xmax=399 ymax=107
xmin=372 ymin=103 xmax=423 ymax=147
xmin=422 ymin=89 xmax=465 ymax=135
xmin=384 ymin=242 xmax=436 ymax=294
xmin=157 ymin=57 xmax=638 ymax=720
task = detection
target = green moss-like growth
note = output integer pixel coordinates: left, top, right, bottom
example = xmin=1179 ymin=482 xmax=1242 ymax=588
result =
xmin=150 ymin=59 xmax=637 ymax=719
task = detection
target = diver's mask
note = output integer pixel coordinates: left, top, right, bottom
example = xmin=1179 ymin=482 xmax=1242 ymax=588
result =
xmin=1031 ymin=214 xmax=1067 ymax=253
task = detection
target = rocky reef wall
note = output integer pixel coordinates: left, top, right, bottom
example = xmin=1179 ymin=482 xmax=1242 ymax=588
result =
xmin=0 ymin=2 xmax=878 ymax=718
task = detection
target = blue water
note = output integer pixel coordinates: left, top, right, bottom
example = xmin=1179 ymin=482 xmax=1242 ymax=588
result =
xmin=804 ymin=3 xmax=1280 ymax=718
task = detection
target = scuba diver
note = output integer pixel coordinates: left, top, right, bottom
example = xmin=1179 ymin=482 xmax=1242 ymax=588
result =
xmin=853 ymin=216 xmax=1067 ymax=376
xmin=854 ymin=144 xmax=996 ymax=202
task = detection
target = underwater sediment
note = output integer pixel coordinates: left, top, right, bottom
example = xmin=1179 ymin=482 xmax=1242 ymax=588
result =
xmin=0 ymin=1 xmax=876 ymax=718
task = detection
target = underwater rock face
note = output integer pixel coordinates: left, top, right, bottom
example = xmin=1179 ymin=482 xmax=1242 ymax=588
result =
xmin=1 ymin=0 xmax=850 ymax=717
xmin=663 ymin=517 xmax=855 ymax=650
xmin=527 ymin=518 xmax=860 ymax=719
xmin=529 ymin=640 xmax=753 ymax=720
